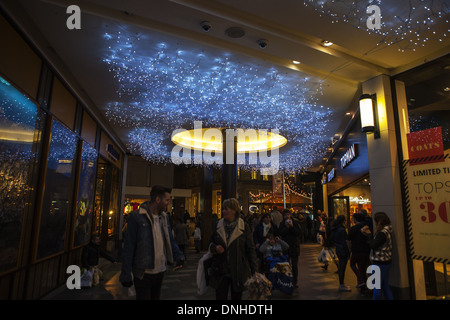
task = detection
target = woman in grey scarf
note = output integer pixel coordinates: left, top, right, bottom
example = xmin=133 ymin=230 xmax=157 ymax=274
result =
xmin=208 ymin=198 xmax=257 ymax=300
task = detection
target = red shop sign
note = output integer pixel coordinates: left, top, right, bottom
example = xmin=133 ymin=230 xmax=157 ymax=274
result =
xmin=407 ymin=127 xmax=444 ymax=165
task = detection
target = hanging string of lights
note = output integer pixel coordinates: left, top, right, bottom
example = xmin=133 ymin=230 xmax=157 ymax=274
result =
xmin=303 ymin=0 xmax=449 ymax=51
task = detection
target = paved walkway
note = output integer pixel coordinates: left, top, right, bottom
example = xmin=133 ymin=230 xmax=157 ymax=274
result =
xmin=43 ymin=243 xmax=371 ymax=300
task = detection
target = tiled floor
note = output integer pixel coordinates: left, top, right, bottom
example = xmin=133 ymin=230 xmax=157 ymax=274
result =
xmin=43 ymin=243 xmax=371 ymax=300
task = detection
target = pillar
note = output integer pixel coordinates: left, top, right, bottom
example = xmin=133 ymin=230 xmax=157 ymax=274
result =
xmin=200 ymin=166 xmax=213 ymax=250
xmin=222 ymin=129 xmax=237 ymax=200
xmin=362 ymin=74 xmax=411 ymax=299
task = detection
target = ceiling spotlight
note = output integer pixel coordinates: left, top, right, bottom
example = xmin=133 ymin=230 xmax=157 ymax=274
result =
xmin=444 ymin=86 xmax=450 ymax=92
xmin=322 ymin=40 xmax=333 ymax=47
xmin=257 ymin=39 xmax=268 ymax=49
xmin=200 ymin=21 xmax=211 ymax=32
xmin=292 ymin=60 xmax=301 ymax=65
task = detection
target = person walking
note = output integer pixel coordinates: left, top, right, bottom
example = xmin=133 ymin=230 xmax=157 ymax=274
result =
xmin=270 ymin=206 xmax=283 ymax=229
xmin=173 ymin=218 xmax=190 ymax=255
xmin=119 ymin=185 xmax=185 ymax=300
xmin=347 ymin=213 xmax=371 ymax=294
xmin=278 ymin=209 xmax=301 ymax=288
xmin=208 ymin=198 xmax=257 ymax=300
xmin=330 ymin=215 xmax=351 ymax=292
xmin=193 ymin=223 xmax=202 ymax=253
xmin=361 ymin=211 xmax=394 ymax=300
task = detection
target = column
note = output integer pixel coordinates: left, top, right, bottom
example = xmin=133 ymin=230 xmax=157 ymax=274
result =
xmin=200 ymin=166 xmax=213 ymax=250
xmin=362 ymin=74 xmax=410 ymax=299
xmin=222 ymin=128 xmax=237 ymax=200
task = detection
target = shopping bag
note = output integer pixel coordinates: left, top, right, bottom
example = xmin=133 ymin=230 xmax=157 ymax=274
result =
xmin=80 ymin=269 xmax=94 ymax=288
xmin=197 ymin=251 xmax=213 ymax=295
xmin=266 ymin=256 xmax=294 ymax=295
xmin=317 ymin=233 xmax=323 ymax=245
xmin=317 ymin=248 xmax=333 ymax=263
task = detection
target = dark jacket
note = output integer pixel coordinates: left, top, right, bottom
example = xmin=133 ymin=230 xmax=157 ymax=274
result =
xmin=330 ymin=224 xmax=350 ymax=258
xmin=209 ymin=218 xmax=257 ymax=292
xmin=347 ymin=223 xmax=371 ymax=254
xmin=119 ymin=202 xmax=185 ymax=283
xmin=278 ymin=218 xmax=301 ymax=257
xmin=253 ymin=222 xmax=277 ymax=248
xmin=81 ymin=241 xmax=116 ymax=268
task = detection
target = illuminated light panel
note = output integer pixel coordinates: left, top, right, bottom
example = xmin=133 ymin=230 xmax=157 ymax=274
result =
xmin=304 ymin=0 xmax=449 ymax=51
xmin=102 ymin=28 xmax=333 ymax=172
xmin=171 ymin=128 xmax=288 ymax=153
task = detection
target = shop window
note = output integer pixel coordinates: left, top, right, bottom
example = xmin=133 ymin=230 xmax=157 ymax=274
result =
xmin=37 ymin=119 xmax=77 ymax=260
xmin=0 ymin=75 xmax=40 ymax=272
xmin=73 ymin=141 xmax=98 ymax=247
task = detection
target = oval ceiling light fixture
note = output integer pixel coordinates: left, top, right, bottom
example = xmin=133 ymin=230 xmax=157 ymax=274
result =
xmin=322 ymin=40 xmax=333 ymax=47
xmin=171 ymin=128 xmax=287 ymax=153
xmin=292 ymin=60 xmax=301 ymax=64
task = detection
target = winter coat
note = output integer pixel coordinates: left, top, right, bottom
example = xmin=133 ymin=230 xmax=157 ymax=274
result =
xmin=330 ymin=224 xmax=350 ymax=258
xmin=119 ymin=202 xmax=185 ymax=283
xmin=173 ymin=222 xmax=190 ymax=245
xmin=367 ymin=225 xmax=393 ymax=264
xmin=278 ymin=219 xmax=301 ymax=257
xmin=208 ymin=218 xmax=257 ymax=292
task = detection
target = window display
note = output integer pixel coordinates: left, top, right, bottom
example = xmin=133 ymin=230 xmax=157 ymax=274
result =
xmin=0 ymin=76 xmax=39 ymax=272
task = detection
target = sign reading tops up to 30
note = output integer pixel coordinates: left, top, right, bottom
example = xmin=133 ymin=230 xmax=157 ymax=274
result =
xmin=404 ymin=126 xmax=450 ymax=263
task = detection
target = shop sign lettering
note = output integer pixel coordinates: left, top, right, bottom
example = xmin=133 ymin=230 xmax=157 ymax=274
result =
xmin=405 ymin=127 xmax=450 ymax=262
xmin=340 ymin=144 xmax=357 ymax=168
xmin=407 ymin=127 xmax=444 ymax=165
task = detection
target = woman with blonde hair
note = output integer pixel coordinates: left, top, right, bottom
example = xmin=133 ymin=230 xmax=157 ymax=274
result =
xmin=208 ymin=198 xmax=257 ymax=300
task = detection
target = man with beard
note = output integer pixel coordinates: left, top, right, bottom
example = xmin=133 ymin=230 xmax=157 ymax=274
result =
xmin=120 ymin=185 xmax=185 ymax=299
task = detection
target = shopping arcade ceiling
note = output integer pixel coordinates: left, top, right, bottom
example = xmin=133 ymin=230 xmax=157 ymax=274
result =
xmin=5 ymin=0 xmax=450 ymax=172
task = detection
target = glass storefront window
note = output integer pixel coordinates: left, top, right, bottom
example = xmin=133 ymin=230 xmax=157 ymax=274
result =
xmin=0 ymin=75 xmax=39 ymax=272
xmin=37 ymin=119 xmax=77 ymax=260
xmin=73 ymin=141 xmax=98 ymax=247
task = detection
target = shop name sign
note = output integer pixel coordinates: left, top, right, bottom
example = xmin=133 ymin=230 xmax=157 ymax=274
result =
xmin=404 ymin=126 xmax=450 ymax=263
xmin=106 ymin=144 xmax=120 ymax=162
xmin=340 ymin=144 xmax=358 ymax=169
xmin=407 ymin=127 xmax=445 ymax=165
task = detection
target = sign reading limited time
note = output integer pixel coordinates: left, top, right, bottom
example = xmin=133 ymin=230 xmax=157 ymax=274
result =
xmin=405 ymin=127 xmax=450 ymax=262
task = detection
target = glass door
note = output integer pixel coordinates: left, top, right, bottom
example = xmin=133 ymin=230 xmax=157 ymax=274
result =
xmin=330 ymin=196 xmax=351 ymax=228
xmin=92 ymin=157 xmax=120 ymax=252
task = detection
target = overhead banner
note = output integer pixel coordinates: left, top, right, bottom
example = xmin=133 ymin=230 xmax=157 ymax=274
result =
xmin=403 ymin=127 xmax=450 ymax=263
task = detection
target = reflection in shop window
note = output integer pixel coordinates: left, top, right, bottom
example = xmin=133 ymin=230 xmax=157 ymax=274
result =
xmin=0 ymin=75 xmax=39 ymax=272
xmin=37 ymin=119 xmax=77 ymax=260
xmin=73 ymin=141 xmax=97 ymax=247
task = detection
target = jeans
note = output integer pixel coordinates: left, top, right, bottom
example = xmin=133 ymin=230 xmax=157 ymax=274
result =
xmin=337 ymin=256 xmax=349 ymax=285
xmin=134 ymin=272 xmax=165 ymax=300
xmin=373 ymin=263 xmax=394 ymax=300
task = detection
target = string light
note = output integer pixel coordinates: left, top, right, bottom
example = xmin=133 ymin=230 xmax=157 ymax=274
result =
xmin=102 ymin=29 xmax=334 ymax=172
xmin=303 ymin=0 xmax=449 ymax=51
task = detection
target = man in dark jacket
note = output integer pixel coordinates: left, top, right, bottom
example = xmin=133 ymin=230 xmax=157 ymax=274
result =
xmin=278 ymin=209 xmax=301 ymax=288
xmin=119 ymin=185 xmax=185 ymax=300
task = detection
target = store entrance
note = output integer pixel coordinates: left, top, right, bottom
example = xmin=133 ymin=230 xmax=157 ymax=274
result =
xmin=92 ymin=157 xmax=120 ymax=253
xmin=330 ymin=196 xmax=350 ymax=228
